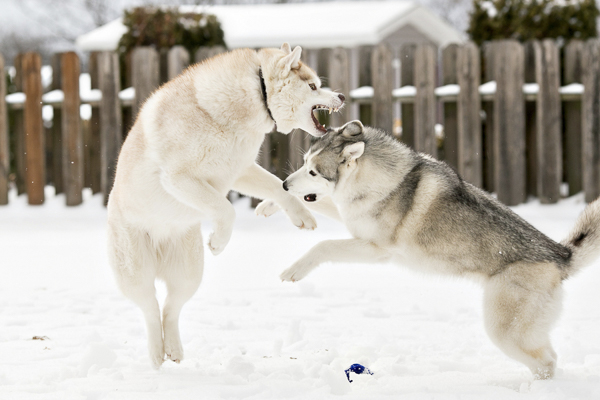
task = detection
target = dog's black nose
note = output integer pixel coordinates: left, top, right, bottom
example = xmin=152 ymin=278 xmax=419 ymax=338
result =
xmin=283 ymin=181 xmax=289 ymax=191
xmin=338 ymin=93 xmax=345 ymax=103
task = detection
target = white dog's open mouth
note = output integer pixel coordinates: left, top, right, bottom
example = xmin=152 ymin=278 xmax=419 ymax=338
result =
xmin=311 ymin=105 xmax=339 ymax=133
xmin=304 ymin=193 xmax=317 ymax=202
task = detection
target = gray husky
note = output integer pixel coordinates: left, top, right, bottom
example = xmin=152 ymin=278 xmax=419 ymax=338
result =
xmin=278 ymin=120 xmax=600 ymax=379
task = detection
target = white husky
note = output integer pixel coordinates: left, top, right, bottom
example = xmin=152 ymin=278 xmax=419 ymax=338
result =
xmin=107 ymin=44 xmax=345 ymax=368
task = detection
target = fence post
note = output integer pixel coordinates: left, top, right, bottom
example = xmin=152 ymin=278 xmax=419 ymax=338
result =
xmin=535 ymin=40 xmax=562 ymax=203
xmin=482 ymin=43 xmax=495 ymax=192
xmin=61 ymin=52 xmax=83 ymax=206
xmin=0 ymin=53 xmax=8 ymax=204
xmin=494 ymin=40 xmax=526 ymax=206
xmin=524 ymin=42 xmax=538 ymax=197
xmin=371 ymin=43 xmax=393 ymax=135
xmin=22 ymin=52 xmax=45 ymax=205
xmin=457 ymin=42 xmax=482 ymax=187
xmin=564 ymin=40 xmax=584 ymax=196
xmin=159 ymin=48 xmax=169 ymax=85
xmin=329 ymin=47 xmax=350 ymax=128
xmin=50 ymin=54 xmax=64 ymax=194
xmin=358 ymin=46 xmax=374 ymax=125
xmin=88 ymin=52 xmax=102 ymax=194
xmin=400 ymin=44 xmax=416 ymax=147
xmin=442 ymin=44 xmax=459 ymax=168
xmin=168 ymin=46 xmax=190 ymax=80
xmin=195 ymin=46 xmax=226 ymax=64
xmin=132 ymin=47 xmax=160 ymax=119
xmin=98 ymin=51 xmax=123 ymax=206
xmin=414 ymin=44 xmax=437 ymax=157
xmin=14 ymin=55 xmax=26 ymax=195
xmin=251 ymin=134 xmax=273 ymax=208
xmin=287 ymin=130 xmax=307 ymax=172
xmin=582 ymin=39 xmax=600 ymax=203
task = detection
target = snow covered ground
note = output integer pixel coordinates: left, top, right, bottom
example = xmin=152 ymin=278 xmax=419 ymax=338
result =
xmin=2 ymin=188 xmax=600 ymax=399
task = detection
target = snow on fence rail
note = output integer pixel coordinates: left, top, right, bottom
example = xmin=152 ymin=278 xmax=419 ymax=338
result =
xmin=0 ymin=40 xmax=598 ymax=207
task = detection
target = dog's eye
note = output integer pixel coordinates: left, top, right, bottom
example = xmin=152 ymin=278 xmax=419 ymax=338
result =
xmin=309 ymin=170 xmax=317 ymax=176
xmin=309 ymin=83 xmax=317 ymax=91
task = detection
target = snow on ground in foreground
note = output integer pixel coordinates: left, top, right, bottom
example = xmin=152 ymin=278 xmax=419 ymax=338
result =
xmin=1 ymin=189 xmax=600 ymax=400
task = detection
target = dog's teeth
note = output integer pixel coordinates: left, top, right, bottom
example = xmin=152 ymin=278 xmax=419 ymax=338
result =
xmin=329 ymin=107 xmax=332 ymax=114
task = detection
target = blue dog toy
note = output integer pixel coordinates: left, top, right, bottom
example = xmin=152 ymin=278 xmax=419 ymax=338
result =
xmin=345 ymin=363 xmax=374 ymax=382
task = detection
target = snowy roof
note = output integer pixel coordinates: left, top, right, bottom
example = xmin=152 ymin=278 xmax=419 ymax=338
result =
xmin=75 ymin=1 xmax=464 ymax=51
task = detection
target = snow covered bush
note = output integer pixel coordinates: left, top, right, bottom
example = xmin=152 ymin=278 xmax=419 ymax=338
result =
xmin=118 ymin=7 xmax=226 ymax=57
xmin=468 ymin=0 xmax=598 ymax=44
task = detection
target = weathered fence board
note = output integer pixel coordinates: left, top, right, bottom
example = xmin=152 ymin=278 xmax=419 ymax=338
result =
xmin=288 ymin=130 xmax=309 ymax=172
xmin=329 ymin=47 xmax=350 ymax=127
xmin=0 ymin=54 xmax=8 ymax=204
xmin=132 ymin=47 xmax=160 ymax=118
xmin=582 ymin=39 xmax=600 ymax=203
xmin=457 ymin=42 xmax=482 ymax=187
xmin=251 ymin=135 xmax=273 ymax=208
xmin=195 ymin=46 xmax=226 ymax=64
xmin=442 ymin=44 xmax=459 ymax=169
xmin=358 ymin=46 xmax=374 ymax=125
xmin=61 ymin=52 xmax=83 ymax=206
xmin=564 ymin=40 xmax=584 ymax=196
xmin=414 ymin=44 xmax=437 ymax=157
xmin=98 ymin=51 xmax=123 ymax=206
xmin=273 ymin=132 xmax=290 ymax=181
xmin=524 ymin=41 xmax=538 ymax=197
xmin=168 ymin=46 xmax=190 ymax=80
xmin=493 ymin=40 xmax=526 ymax=206
xmin=482 ymin=44 xmax=495 ymax=193
xmin=50 ymin=53 xmax=64 ymax=194
xmin=535 ymin=40 xmax=562 ymax=204
xmin=88 ymin=52 xmax=101 ymax=194
xmin=371 ymin=43 xmax=393 ymax=135
xmin=400 ymin=44 xmax=416 ymax=148
xmin=22 ymin=52 xmax=45 ymax=205
xmin=14 ymin=54 xmax=26 ymax=195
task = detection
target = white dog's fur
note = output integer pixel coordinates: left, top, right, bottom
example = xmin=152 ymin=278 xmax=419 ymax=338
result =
xmin=107 ymin=44 xmax=344 ymax=368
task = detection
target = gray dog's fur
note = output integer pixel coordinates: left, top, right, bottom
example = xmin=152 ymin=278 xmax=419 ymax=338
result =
xmin=279 ymin=120 xmax=600 ymax=379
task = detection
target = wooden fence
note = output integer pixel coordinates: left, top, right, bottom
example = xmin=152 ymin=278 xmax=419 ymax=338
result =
xmin=0 ymin=40 xmax=598 ymax=207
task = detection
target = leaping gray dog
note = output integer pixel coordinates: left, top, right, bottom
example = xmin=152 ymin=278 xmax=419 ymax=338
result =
xmin=275 ymin=120 xmax=600 ymax=379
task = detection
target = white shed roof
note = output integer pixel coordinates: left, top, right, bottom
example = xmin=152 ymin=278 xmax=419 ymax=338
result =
xmin=76 ymin=1 xmax=464 ymax=51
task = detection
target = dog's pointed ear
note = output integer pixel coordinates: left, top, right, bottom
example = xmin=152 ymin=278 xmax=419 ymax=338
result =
xmin=341 ymin=120 xmax=364 ymax=137
xmin=342 ymin=142 xmax=365 ymax=162
xmin=280 ymin=43 xmax=292 ymax=54
xmin=282 ymin=46 xmax=302 ymax=72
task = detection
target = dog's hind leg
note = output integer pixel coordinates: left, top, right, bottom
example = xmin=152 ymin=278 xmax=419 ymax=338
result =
xmin=108 ymin=223 xmax=164 ymax=368
xmin=159 ymin=225 xmax=204 ymax=364
xmin=483 ymin=263 xmax=563 ymax=379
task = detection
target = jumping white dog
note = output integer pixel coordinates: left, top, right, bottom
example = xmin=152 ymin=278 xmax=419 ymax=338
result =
xmin=107 ymin=44 xmax=345 ymax=368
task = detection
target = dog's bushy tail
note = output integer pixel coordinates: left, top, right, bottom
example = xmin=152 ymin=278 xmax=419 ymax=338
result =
xmin=561 ymin=197 xmax=600 ymax=278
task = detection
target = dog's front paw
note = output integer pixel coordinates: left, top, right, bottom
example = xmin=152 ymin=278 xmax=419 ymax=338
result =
xmin=284 ymin=199 xmax=317 ymax=230
xmin=280 ymin=259 xmax=315 ymax=282
xmin=208 ymin=229 xmax=231 ymax=256
xmin=208 ymin=208 xmax=235 ymax=255
xmin=255 ymin=199 xmax=280 ymax=217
